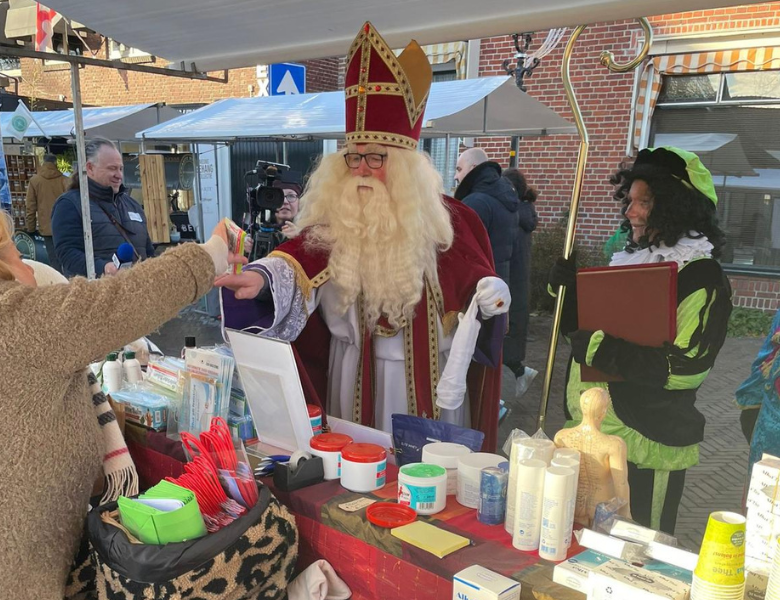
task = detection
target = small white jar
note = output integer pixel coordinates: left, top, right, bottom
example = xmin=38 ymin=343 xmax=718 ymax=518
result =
xmin=456 ymin=452 xmax=505 ymax=508
xmin=308 ymin=433 xmax=353 ymax=480
xmin=340 ymin=443 xmax=387 ymax=493
xmin=398 ymin=463 xmax=447 ymax=515
xmin=422 ymin=442 xmax=472 ymax=496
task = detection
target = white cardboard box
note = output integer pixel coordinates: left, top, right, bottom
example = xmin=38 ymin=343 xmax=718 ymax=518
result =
xmin=589 ymin=561 xmax=689 ymax=600
xmin=552 ymin=549 xmax=612 ymax=593
xmin=577 ymin=528 xmax=645 ymax=562
xmin=452 ymin=565 xmax=521 ymax=600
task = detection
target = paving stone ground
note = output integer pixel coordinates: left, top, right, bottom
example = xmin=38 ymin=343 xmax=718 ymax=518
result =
xmin=149 ymin=307 xmax=764 ymax=552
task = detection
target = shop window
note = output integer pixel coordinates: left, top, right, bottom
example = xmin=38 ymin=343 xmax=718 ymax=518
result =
xmin=658 ymin=74 xmax=720 ymax=104
xmin=651 ymin=71 xmax=780 ymax=273
xmin=420 ymin=67 xmax=459 ymax=190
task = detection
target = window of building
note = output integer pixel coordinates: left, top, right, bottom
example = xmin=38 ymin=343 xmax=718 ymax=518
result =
xmin=420 ymin=67 xmax=459 ymax=190
xmin=652 ymin=70 xmax=780 ymax=274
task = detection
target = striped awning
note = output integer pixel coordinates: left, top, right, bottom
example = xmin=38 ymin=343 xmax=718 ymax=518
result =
xmin=633 ymin=47 xmax=780 ymax=150
xmin=421 ymin=41 xmax=468 ymax=79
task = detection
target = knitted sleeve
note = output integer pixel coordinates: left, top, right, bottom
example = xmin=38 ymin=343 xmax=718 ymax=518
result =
xmin=1 ymin=243 xmax=215 ymax=375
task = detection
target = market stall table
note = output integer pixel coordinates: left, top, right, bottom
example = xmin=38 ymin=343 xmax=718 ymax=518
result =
xmin=256 ymin=458 xmax=586 ymax=600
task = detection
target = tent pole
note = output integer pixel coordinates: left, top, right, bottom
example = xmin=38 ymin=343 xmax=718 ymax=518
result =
xmin=70 ymin=62 xmax=95 ymax=279
xmin=537 ymin=19 xmax=653 ymax=432
xmin=444 ymin=134 xmax=451 ymax=191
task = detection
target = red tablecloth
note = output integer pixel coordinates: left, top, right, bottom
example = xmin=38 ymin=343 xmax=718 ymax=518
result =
xmin=265 ymin=463 xmax=585 ymax=600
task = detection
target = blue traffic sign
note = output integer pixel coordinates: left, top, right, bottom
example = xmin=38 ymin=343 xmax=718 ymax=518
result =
xmin=269 ymin=63 xmax=306 ymax=96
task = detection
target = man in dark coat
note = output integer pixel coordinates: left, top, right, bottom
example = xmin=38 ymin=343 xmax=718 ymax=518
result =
xmin=454 ymin=148 xmax=520 ymax=283
xmin=51 ymin=138 xmax=155 ymax=278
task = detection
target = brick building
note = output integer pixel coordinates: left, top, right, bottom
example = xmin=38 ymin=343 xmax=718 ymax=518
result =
xmin=12 ymin=33 xmax=340 ymax=106
xmin=474 ymin=3 xmax=780 ymax=310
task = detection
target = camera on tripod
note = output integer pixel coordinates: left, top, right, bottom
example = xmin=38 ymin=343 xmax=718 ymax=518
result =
xmin=242 ymin=160 xmax=298 ymax=261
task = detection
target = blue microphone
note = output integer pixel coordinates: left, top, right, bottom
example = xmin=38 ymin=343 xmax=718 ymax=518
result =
xmin=113 ymin=242 xmax=135 ymax=270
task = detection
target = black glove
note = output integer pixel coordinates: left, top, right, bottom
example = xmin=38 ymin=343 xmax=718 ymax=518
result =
xmin=549 ymin=251 xmax=577 ymax=289
xmin=570 ymin=329 xmax=595 ymax=364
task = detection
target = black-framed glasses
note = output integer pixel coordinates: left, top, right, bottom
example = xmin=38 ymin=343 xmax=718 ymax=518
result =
xmin=344 ymin=152 xmax=387 ymax=169
xmin=283 ymin=192 xmax=299 ymax=202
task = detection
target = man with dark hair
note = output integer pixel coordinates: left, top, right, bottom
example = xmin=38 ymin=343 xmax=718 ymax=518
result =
xmin=26 ymin=153 xmax=68 ymax=272
xmin=51 ymin=138 xmax=155 ymax=277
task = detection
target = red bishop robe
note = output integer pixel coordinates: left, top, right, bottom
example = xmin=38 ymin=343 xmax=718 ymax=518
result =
xmin=222 ymin=196 xmax=505 ymax=451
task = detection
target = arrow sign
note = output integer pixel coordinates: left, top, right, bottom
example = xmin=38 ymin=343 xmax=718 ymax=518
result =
xmin=269 ymin=63 xmax=306 ymax=96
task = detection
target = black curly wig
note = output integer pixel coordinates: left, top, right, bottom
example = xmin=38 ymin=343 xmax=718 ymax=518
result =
xmin=611 ymin=159 xmax=726 ymax=259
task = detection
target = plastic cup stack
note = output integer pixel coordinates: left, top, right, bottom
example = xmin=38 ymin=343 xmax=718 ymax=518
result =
xmin=691 ymin=511 xmax=747 ymax=600
xmin=765 ymin=537 xmax=780 ymax=600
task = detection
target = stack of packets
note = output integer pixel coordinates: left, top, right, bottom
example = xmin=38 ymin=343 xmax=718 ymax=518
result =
xmin=224 ymin=217 xmax=247 ymax=274
xmin=117 ymin=480 xmax=207 ymax=545
xmin=745 ymin=453 xmax=780 ymax=597
xmin=227 ymin=364 xmax=257 ymax=444
xmin=111 ymin=384 xmax=172 ymax=431
xmin=553 ymin=521 xmax=697 ymax=599
xmin=181 ymin=346 xmax=235 ymax=436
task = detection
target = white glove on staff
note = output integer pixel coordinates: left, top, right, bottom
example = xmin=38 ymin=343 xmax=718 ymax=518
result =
xmin=475 ymin=276 xmax=511 ymax=317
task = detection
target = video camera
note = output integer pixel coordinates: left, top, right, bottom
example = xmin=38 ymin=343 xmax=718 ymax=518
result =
xmin=242 ymin=160 xmax=294 ymax=261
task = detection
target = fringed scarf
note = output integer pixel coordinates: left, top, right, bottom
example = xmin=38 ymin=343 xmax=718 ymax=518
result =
xmin=88 ymin=371 xmax=139 ymax=503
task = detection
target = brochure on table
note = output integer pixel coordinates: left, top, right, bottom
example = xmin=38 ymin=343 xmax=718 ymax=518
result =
xmin=226 ymin=329 xmax=394 ymax=463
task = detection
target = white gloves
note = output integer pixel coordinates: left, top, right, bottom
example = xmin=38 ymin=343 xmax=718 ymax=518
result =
xmin=436 ymin=296 xmax=481 ymax=410
xmin=201 ymin=235 xmax=230 ymax=275
xmin=475 ymin=276 xmax=511 ymax=318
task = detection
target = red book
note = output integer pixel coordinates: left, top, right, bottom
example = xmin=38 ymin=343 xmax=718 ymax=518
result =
xmin=576 ymin=262 xmax=678 ymax=382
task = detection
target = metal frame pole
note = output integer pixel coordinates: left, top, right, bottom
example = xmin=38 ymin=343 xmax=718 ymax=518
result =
xmin=70 ymin=62 xmax=95 ymax=279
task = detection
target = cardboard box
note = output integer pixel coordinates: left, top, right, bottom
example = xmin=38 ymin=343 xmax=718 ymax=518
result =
xmin=645 ymin=541 xmax=698 ymax=572
xmin=452 ymin=565 xmax=521 ymax=600
xmin=589 ymin=561 xmax=690 ymax=600
xmin=552 ymin=549 xmax=612 ymax=593
xmin=577 ymin=528 xmax=645 ymax=562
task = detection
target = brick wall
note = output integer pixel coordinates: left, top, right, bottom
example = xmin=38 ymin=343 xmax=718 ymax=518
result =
xmin=17 ymin=36 xmax=340 ymax=106
xmin=476 ymin=1 xmax=780 ymax=310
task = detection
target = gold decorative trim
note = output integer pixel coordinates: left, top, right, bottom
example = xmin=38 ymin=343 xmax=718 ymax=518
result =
xmin=427 ymin=277 xmax=445 ymax=318
xmin=403 ymin=323 xmax=418 ymax=417
xmin=267 ymin=251 xmax=329 ymax=300
xmin=374 ymin=317 xmax=406 ymax=338
xmin=345 ymin=130 xmax=418 ymax=150
xmin=352 ymin=296 xmax=366 ymax=423
xmin=346 ymin=84 xmax=403 ymax=98
xmin=426 ymin=281 xmax=441 ymax=420
xmin=356 ymin=37 xmax=371 ymax=132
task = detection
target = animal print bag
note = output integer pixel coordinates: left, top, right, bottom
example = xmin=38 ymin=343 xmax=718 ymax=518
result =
xmin=86 ymin=485 xmax=298 ymax=600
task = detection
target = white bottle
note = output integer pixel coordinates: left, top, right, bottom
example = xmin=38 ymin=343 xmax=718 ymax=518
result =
xmin=103 ymin=353 xmax=124 ymax=393
xmin=123 ymin=351 xmax=143 ymax=385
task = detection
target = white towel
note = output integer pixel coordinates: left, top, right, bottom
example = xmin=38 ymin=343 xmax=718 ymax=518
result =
xmin=287 ymin=559 xmax=351 ymax=600
xmin=436 ymin=296 xmax=481 ymax=410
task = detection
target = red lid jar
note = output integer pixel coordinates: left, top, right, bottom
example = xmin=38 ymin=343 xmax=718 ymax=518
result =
xmin=341 ymin=443 xmax=387 ymax=463
xmin=309 ymin=432 xmax=352 ymax=452
xmin=307 ymin=404 xmax=322 ymax=419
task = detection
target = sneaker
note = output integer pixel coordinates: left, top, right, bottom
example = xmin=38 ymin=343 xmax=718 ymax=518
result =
xmin=516 ymin=367 xmax=538 ymax=397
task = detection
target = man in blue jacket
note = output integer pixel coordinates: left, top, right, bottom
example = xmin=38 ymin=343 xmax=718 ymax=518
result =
xmin=51 ymin=138 xmax=155 ymax=277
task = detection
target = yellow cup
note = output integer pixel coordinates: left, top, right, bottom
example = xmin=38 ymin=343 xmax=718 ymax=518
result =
xmin=695 ymin=511 xmax=746 ymax=586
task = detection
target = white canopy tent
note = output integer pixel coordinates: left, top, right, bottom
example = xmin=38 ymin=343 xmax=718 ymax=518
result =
xmin=39 ymin=0 xmax=768 ymax=72
xmin=136 ymin=77 xmax=575 ymax=142
xmin=0 ymin=103 xmax=181 ymax=142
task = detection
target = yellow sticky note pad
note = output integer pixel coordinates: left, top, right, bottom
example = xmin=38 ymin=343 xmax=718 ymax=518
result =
xmin=391 ymin=521 xmax=470 ymax=558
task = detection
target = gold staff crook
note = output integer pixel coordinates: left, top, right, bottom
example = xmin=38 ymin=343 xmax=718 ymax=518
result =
xmin=537 ymin=18 xmax=653 ymax=432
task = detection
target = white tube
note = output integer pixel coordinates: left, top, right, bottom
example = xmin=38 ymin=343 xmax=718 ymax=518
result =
xmin=511 ymin=458 xmax=547 ymax=552
xmin=539 ymin=466 xmax=576 ymax=562
xmin=505 ymin=438 xmax=555 ymax=533
xmin=550 ymin=456 xmax=579 ymax=548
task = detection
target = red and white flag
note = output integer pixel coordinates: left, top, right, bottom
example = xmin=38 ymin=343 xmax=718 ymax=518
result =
xmin=35 ymin=3 xmax=57 ymax=52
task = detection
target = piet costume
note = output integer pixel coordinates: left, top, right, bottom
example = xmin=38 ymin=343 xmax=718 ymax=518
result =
xmin=558 ymin=146 xmax=733 ymax=533
xmin=222 ymin=22 xmax=505 ymax=451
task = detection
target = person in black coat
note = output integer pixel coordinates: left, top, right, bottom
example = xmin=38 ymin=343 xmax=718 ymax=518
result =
xmin=503 ymin=168 xmax=539 ymax=395
xmin=454 ymin=149 xmax=520 ymax=283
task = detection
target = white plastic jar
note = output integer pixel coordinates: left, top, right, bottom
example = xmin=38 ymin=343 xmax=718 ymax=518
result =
xmin=308 ymin=432 xmax=353 ymax=480
xmin=398 ymin=463 xmax=447 ymax=515
xmin=457 ymin=452 xmax=505 ymax=508
xmin=340 ymin=443 xmax=387 ymax=493
xmin=421 ymin=442 xmax=471 ymax=496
